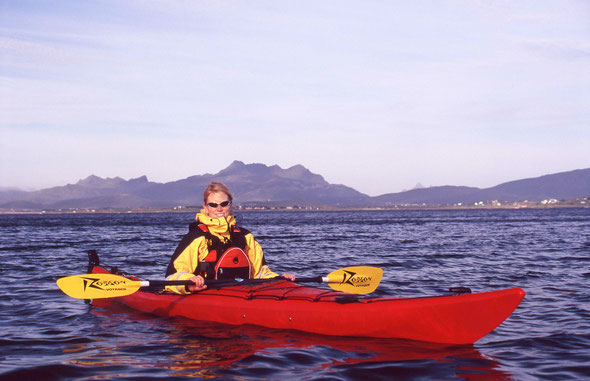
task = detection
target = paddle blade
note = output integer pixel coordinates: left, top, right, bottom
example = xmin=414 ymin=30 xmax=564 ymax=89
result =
xmin=326 ymin=266 xmax=383 ymax=294
xmin=57 ymin=274 xmax=141 ymax=299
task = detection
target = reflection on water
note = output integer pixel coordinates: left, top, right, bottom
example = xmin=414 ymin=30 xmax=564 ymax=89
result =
xmin=74 ymin=304 xmax=512 ymax=379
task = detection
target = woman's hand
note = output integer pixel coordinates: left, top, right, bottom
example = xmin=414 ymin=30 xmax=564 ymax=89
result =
xmin=281 ymin=273 xmax=296 ymax=281
xmin=187 ymin=275 xmax=207 ymax=292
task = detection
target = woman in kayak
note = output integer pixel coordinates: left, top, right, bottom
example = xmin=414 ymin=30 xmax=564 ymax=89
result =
xmin=165 ymin=182 xmax=295 ymax=293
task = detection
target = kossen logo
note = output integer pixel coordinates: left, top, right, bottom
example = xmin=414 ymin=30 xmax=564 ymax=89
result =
xmin=81 ymin=277 xmax=128 ymax=292
xmin=341 ymin=270 xmax=373 ymax=288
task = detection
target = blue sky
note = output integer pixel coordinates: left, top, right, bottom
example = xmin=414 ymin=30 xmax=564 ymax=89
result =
xmin=1 ymin=0 xmax=589 ymax=196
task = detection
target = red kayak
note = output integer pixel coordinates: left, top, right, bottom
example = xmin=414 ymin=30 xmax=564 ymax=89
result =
xmin=90 ymin=264 xmax=524 ymax=345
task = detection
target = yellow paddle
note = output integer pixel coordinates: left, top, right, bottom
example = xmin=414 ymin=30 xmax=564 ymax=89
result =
xmin=57 ymin=266 xmax=383 ymax=299
xmin=295 ymin=266 xmax=383 ymax=294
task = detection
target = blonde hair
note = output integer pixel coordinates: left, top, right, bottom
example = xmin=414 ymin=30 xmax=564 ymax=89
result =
xmin=203 ymin=182 xmax=233 ymax=204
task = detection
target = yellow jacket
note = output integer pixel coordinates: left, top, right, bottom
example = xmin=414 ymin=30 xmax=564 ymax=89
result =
xmin=165 ymin=210 xmax=278 ymax=294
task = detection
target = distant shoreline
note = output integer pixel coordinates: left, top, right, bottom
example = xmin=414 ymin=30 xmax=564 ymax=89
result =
xmin=1 ymin=204 xmax=588 ymax=215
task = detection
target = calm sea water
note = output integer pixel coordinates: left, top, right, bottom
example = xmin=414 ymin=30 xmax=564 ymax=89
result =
xmin=1 ymin=209 xmax=589 ymax=380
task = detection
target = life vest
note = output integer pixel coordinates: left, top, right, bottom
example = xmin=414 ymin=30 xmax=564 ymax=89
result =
xmin=195 ymin=223 xmax=252 ymax=280
xmin=165 ymin=221 xmax=252 ymax=280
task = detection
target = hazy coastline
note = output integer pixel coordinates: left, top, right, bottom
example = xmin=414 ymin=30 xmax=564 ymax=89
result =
xmin=2 ymin=199 xmax=588 ymax=215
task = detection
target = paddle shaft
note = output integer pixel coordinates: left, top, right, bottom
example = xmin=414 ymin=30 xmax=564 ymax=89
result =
xmin=293 ymin=276 xmax=326 ymax=283
xmin=142 ymin=276 xmax=326 ymax=288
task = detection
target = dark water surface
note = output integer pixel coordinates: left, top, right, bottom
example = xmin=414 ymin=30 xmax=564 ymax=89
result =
xmin=1 ymin=209 xmax=589 ymax=380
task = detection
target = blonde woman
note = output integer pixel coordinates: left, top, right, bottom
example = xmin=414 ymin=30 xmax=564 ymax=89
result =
xmin=165 ymin=182 xmax=295 ymax=293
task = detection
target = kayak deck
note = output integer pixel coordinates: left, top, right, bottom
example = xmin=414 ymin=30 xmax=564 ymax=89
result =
xmin=91 ymin=266 xmax=525 ymax=344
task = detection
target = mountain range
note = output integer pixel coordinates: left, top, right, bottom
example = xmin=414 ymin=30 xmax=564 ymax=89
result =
xmin=1 ymin=161 xmax=589 ymax=210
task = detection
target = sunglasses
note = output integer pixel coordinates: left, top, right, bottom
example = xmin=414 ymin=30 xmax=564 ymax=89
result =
xmin=206 ymin=201 xmax=231 ymax=208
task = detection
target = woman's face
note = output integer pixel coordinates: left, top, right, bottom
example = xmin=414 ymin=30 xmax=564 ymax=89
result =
xmin=204 ymin=191 xmax=232 ymax=219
